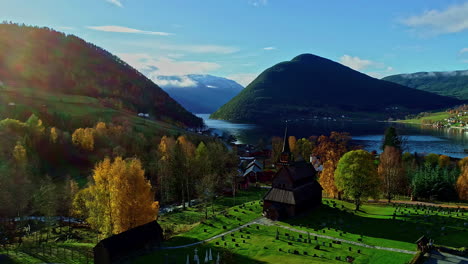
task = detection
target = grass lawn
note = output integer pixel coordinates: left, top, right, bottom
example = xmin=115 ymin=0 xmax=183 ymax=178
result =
xmin=398 ymin=111 xmax=451 ymax=124
xmin=136 ymin=223 xmax=414 ymax=264
xmin=138 ymin=197 xmax=468 ymax=264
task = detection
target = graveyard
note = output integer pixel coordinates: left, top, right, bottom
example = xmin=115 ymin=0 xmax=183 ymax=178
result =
xmin=136 ymin=198 xmax=468 ymax=264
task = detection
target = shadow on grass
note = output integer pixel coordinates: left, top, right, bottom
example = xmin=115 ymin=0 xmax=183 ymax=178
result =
xmin=132 ymin=239 xmax=268 ymax=264
xmin=284 ymin=204 xmax=468 ymax=248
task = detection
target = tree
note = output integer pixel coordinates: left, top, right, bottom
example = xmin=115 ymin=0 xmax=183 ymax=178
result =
xmin=381 ymin=126 xmax=402 ymax=150
xmin=378 ymin=146 xmax=405 ymax=202
xmin=457 ymin=157 xmax=468 ymax=200
xmin=50 ymin=127 xmax=58 ymax=143
xmin=157 ymin=136 xmax=176 ymax=204
xmin=288 ymin=136 xmax=297 ymax=155
xmin=438 ymin=155 xmax=450 ymax=168
xmin=424 ymin=153 xmax=439 ymax=167
xmin=320 ymin=159 xmax=340 ymax=198
xmin=176 ymin=135 xmax=196 ymax=208
xmin=314 ymin=132 xmax=351 ymax=199
xmin=271 ymin=136 xmax=283 ymax=162
xmin=80 ymin=157 xmax=159 ymax=237
xmin=72 ymin=128 xmax=95 ymax=151
xmin=335 ymin=150 xmax=380 ymax=210
xmin=296 ymin=138 xmax=312 ymax=160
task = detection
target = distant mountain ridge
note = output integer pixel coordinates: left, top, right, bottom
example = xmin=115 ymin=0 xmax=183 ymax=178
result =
xmin=157 ymin=74 xmax=243 ymax=113
xmin=0 ymin=23 xmax=202 ymax=127
xmin=211 ymin=54 xmax=461 ymax=123
xmin=383 ymin=70 xmax=468 ymax=100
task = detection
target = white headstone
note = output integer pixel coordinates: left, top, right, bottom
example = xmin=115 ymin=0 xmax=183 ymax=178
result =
xmin=186 ymin=254 xmax=190 ymax=264
xmin=216 ymin=252 xmax=220 ymax=264
xmin=194 ymin=248 xmax=199 ymax=262
xmin=209 ymin=249 xmax=213 ymax=261
xmin=204 ymin=250 xmax=209 ymax=263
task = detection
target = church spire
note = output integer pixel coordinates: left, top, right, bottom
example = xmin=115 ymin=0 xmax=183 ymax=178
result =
xmin=278 ymin=125 xmax=292 ymax=165
xmin=282 ymin=126 xmax=290 ymax=153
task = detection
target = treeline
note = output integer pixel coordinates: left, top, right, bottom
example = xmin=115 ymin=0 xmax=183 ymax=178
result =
xmin=0 ymin=22 xmax=202 ymax=127
xmin=269 ymin=128 xmax=467 ymax=210
xmin=0 ymin=114 xmax=236 ymax=225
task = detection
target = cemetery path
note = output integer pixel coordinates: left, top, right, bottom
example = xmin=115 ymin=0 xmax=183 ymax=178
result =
xmin=271 ymin=221 xmax=417 ymax=255
xmin=162 ymin=217 xmax=417 ymax=255
xmin=161 ymin=218 xmax=263 ymax=249
xmin=424 ymin=250 xmax=468 ymax=264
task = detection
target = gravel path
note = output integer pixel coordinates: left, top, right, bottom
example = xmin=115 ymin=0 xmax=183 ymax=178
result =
xmin=162 ymin=217 xmax=417 ymax=255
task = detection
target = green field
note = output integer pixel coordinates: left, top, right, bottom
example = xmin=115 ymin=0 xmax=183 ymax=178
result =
xmin=398 ymin=111 xmax=452 ymax=124
xmin=0 ymin=86 xmax=190 ymax=136
xmin=137 ymin=197 xmax=468 ymax=264
xmin=2 ymin=191 xmax=467 ymax=264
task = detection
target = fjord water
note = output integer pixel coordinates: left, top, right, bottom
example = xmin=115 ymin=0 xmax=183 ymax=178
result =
xmin=198 ymin=114 xmax=468 ymax=159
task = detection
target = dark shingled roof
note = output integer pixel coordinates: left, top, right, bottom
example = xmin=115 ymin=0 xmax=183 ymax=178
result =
xmin=284 ymin=160 xmax=316 ymax=182
xmin=94 ymin=220 xmax=163 ymax=260
xmin=264 ymin=182 xmax=322 ymax=205
xmin=264 ymin=188 xmax=295 ymax=204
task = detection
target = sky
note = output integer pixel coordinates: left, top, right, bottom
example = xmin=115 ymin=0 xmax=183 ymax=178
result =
xmin=1 ymin=0 xmax=468 ymax=87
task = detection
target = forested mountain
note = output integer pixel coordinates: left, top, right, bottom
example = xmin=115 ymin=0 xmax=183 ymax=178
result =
xmin=158 ymin=74 xmax=243 ymax=113
xmin=211 ymin=54 xmax=461 ymax=123
xmin=383 ymin=70 xmax=468 ymax=100
xmin=0 ymin=23 xmax=202 ymax=127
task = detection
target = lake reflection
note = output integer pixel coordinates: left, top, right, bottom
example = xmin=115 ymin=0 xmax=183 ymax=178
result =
xmin=198 ymin=114 xmax=468 ymax=159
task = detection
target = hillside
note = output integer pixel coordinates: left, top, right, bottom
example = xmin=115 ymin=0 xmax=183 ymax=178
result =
xmin=0 ymin=23 xmax=202 ymax=127
xmin=158 ymin=74 xmax=243 ymax=113
xmin=211 ymin=54 xmax=461 ymax=123
xmin=383 ymin=70 xmax=468 ymax=100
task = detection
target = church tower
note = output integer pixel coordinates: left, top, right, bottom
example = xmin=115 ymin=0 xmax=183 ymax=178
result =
xmin=277 ymin=127 xmax=293 ymax=167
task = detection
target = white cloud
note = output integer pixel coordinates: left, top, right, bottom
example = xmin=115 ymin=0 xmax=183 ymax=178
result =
xmin=263 ymin=47 xmax=276 ymax=50
xmin=249 ymin=0 xmax=268 ymax=7
xmin=339 ymin=55 xmax=394 ymax=78
xmin=226 ymin=73 xmax=258 ymax=87
xmin=460 ymin=48 xmax=468 ymax=54
xmin=87 ymin=25 xmax=173 ymax=36
xmin=401 ymin=2 xmax=468 ymax=35
xmin=117 ymin=53 xmax=221 ymax=87
xmin=106 ymin=0 xmax=122 ymax=7
xmin=339 ymin=55 xmax=374 ymax=71
xmin=156 ymin=76 xmax=198 ymax=88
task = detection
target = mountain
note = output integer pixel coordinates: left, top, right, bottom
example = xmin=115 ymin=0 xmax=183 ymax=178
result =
xmin=156 ymin=74 xmax=243 ymax=113
xmin=382 ymin=70 xmax=468 ymax=100
xmin=0 ymin=23 xmax=202 ymax=127
xmin=211 ymin=54 xmax=461 ymax=123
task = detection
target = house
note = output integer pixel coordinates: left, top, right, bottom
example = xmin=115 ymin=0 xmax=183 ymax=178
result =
xmin=93 ymin=220 xmax=163 ymax=264
xmin=263 ymin=128 xmax=322 ymax=220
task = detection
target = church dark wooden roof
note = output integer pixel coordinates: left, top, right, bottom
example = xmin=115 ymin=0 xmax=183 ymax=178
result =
xmin=264 ymin=181 xmax=322 ymax=205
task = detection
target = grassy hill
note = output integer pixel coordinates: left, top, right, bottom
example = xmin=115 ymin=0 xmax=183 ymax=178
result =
xmin=211 ymin=54 xmax=461 ymax=123
xmin=0 ymin=23 xmax=202 ymax=128
xmin=383 ymin=70 xmax=468 ymax=100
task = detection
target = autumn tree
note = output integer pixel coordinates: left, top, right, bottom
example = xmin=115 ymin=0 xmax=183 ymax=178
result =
xmin=314 ymin=132 xmax=351 ymax=198
xmin=335 ymin=150 xmax=380 ymax=210
xmin=296 ymin=138 xmax=313 ymax=160
xmin=176 ymin=135 xmax=196 ymax=208
xmin=438 ymin=155 xmax=450 ymax=168
xmin=271 ymin=136 xmax=283 ymax=162
xmin=157 ymin=136 xmax=176 ymax=204
xmin=50 ymin=127 xmax=58 ymax=143
xmin=457 ymin=157 xmax=468 ymax=200
xmin=72 ymin=127 xmax=95 ymax=151
xmin=80 ymin=157 xmax=159 ymax=237
xmin=378 ymin=146 xmax=405 ymax=202
xmin=288 ymin=136 xmax=297 ymax=156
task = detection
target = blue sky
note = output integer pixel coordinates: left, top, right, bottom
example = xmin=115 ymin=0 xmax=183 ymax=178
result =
xmin=1 ymin=0 xmax=468 ymax=86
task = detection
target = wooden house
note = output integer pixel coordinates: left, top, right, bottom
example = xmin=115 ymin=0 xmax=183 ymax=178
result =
xmin=263 ymin=128 xmax=322 ymax=220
